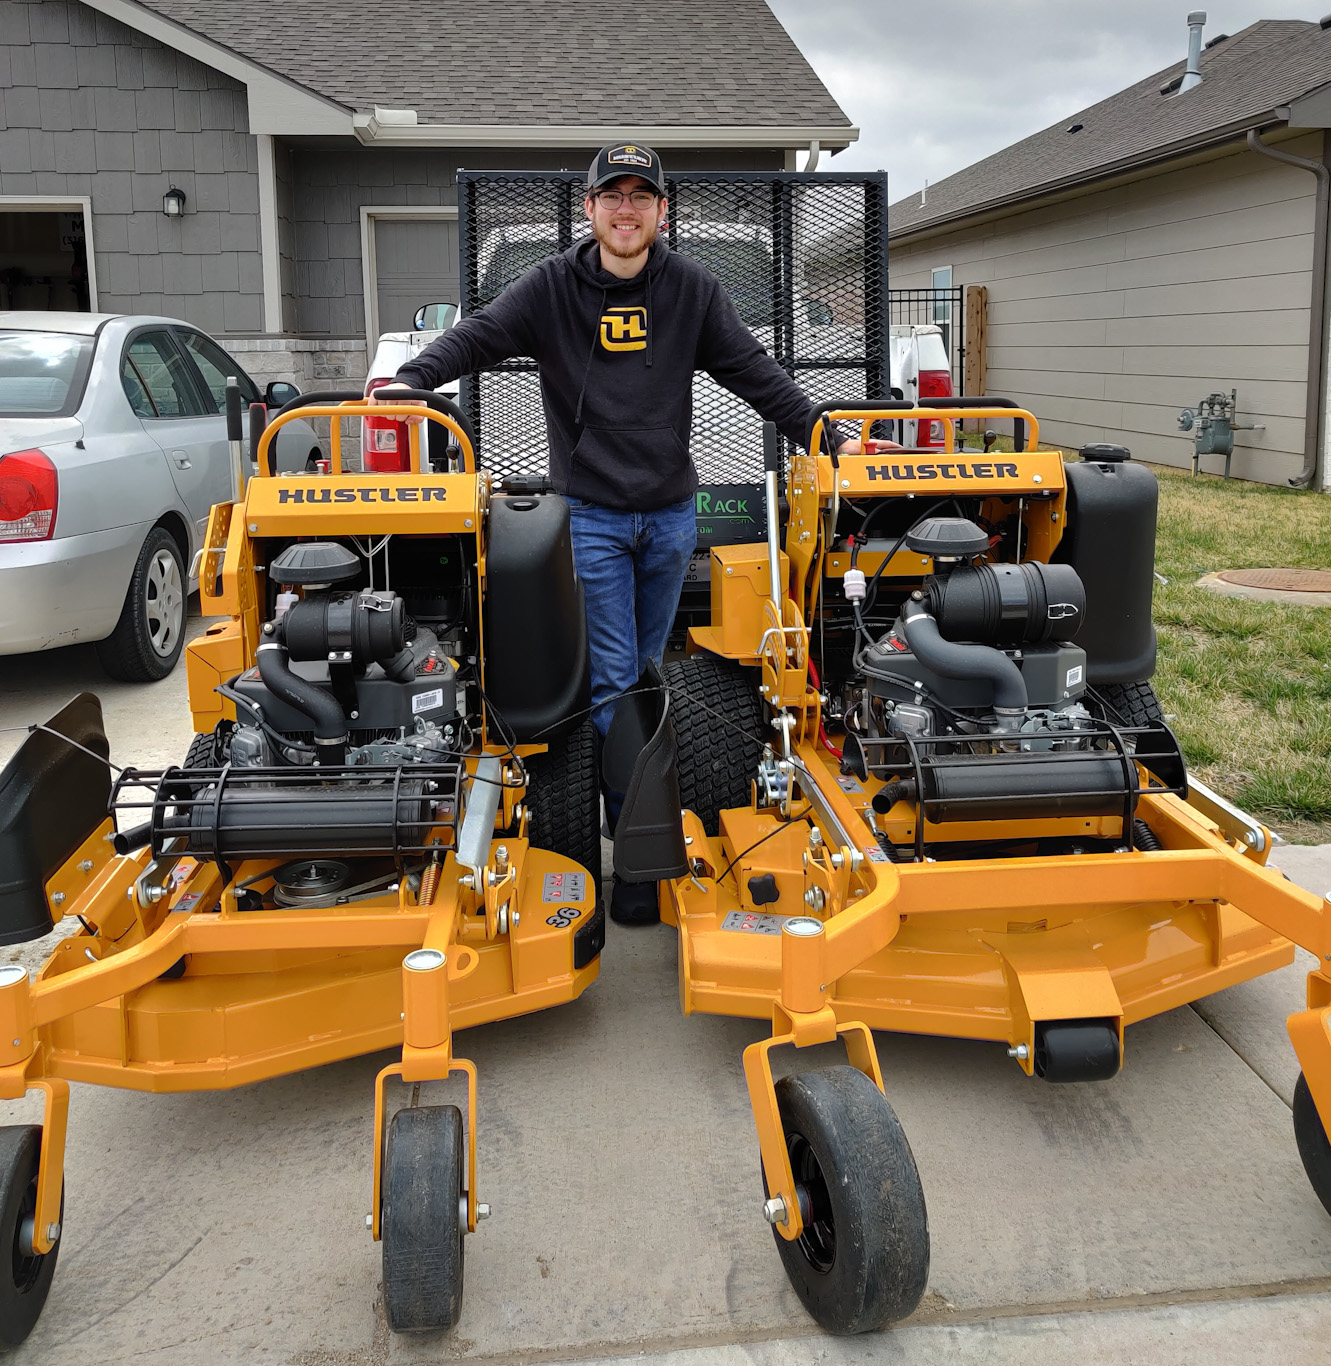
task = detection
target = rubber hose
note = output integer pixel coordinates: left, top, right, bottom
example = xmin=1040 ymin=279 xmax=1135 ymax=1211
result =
xmin=902 ymin=607 xmax=1028 ymax=714
xmin=256 ymin=642 xmax=348 ymax=764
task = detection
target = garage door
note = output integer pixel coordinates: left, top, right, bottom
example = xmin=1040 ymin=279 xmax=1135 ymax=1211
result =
xmin=373 ymin=217 xmax=458 ymax=337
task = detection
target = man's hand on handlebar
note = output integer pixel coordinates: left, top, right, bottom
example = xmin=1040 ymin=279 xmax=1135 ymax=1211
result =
xmin=367 ymin=381 xmax=427 ymax=423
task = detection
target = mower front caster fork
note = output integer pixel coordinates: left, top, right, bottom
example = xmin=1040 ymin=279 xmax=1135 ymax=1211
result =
xmin=743 ymin=1011 xmax=930 ymax=1334
xmin=371 ymin=1059 xmax=480 ymax=1333
xmin=0 ymin=1080 xmax=69 ymax=1347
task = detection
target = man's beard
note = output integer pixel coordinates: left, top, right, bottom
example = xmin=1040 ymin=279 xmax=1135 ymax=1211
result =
xmin=593 ymin=215 xmax=658 ymax=259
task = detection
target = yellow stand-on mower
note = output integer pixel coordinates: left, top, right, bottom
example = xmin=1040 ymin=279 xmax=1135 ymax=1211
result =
xmin=622 ymin=399 xmax=1331 ymax=1335
xmin=0 ymin=391 xmax=604 ymax=1344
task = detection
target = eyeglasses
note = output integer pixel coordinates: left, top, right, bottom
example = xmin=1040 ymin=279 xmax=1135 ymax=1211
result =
xmin=593 ymin=189 xmax=659 ymax=209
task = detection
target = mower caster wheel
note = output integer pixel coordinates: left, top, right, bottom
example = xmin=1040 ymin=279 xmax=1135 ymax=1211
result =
xmin=0 ymin=1126 xmax=62 ymax=1348
xmin=381 ymin=1104 xmax=464 ymax=1333
xmin=769 ymin=1066 xmax=928 ymax=1335
xmin=1293 ymin=1072 xmax=1331 ymax=1218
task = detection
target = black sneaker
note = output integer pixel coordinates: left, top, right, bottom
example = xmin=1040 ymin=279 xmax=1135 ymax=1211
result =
xmin=609 ymin=879 xmax=659 ymax=926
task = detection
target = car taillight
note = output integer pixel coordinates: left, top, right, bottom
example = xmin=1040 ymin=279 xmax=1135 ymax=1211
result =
xmin=0 ymin=449 xmax=58 ymax=543
xmin=363 ymin=377 xmax=411 ymax=473
xmin=916 ymin=369 xmax=954 ymax=447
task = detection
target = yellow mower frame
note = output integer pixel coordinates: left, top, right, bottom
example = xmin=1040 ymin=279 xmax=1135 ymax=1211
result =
xmin=0 ymin=400 xmax=602 ymax=1340
xmin=659 ymin=404 xmax=1331 ymax=1329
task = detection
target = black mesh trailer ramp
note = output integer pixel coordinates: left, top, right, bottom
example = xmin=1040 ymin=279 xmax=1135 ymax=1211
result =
xmin=457 ymin=170 xmax=890 ymax=634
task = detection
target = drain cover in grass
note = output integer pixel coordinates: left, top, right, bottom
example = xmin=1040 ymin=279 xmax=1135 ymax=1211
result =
xmin=1216 ymin=568 xmax=1331 ymax=592
xmin=1197 ymin=567 xmax=1331 ymax=604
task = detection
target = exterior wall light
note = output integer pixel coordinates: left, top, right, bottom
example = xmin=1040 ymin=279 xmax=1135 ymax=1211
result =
xmin=162 ymin=187 xmax=186 ymax=217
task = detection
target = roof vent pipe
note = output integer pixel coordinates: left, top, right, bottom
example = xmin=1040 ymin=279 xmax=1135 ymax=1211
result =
xmin=1180 ymin=11 xmax=1206 ymax=92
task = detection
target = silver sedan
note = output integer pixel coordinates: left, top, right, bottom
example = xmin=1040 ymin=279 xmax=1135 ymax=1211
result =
xmin=0 ymin=313 xmax=322 ymax=680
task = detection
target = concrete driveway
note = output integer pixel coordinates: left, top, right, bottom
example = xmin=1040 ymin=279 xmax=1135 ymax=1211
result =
xmin=1 ymin=614 xmax=1329 ymax=1364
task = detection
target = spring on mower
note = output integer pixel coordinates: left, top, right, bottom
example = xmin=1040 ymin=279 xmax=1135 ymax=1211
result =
xmin=418 ymin=856 xmax=442 ymax=906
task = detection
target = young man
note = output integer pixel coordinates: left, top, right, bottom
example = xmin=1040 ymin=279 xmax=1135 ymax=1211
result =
xmin=375 ymin=143 xmax=852 ymax=924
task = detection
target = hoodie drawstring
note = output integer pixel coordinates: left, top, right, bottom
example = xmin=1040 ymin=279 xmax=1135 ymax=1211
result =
xmin=574 ymin=286 xmax=607 ymax=427
xmin=645 ymin=271 xmax=654 ymax=368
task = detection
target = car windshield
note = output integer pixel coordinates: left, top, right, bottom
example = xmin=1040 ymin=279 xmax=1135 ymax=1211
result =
xmin=678 ymin=241 xmax=773 ymax=328
xmin=479 ymin=242 xmax=560 ymax=305
xmin=0 ymin=330 xmax=95 ymax=417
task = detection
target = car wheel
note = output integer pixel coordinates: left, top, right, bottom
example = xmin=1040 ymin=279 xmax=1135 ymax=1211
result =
xmin=96 ymin=526 xmax=187 ymax=682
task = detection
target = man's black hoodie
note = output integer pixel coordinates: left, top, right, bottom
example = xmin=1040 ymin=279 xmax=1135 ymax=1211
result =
xmin=394 ymin=237 xmax=817 ymax=511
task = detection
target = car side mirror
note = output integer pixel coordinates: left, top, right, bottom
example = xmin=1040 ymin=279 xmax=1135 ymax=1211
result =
xmin=413 ymin=303 xmax=453 ymax=331
xmin=266 ymin=381 xmax=300 ymax=408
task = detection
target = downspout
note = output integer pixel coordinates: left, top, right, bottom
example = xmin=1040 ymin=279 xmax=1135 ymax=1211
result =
xmin=1247 ymin=127 xmax=1329 ymax=488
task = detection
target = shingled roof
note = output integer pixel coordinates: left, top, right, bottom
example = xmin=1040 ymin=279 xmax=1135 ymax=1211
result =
xmin=127 ymin=0 xmax=853 ymax=131
xmin=891 ymin=19 xmax=1331 ymax=240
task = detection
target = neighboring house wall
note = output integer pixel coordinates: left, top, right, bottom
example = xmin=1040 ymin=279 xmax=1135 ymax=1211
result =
xmin=890 ymin=133 xmax=1322 ymax=484
xmin=0 ymin=0 xmax=264 ymax=333
xmin=285 ymin=143 xmax=785 ymax=337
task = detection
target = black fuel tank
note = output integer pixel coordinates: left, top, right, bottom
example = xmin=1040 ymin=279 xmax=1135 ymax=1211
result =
xmin=482 ymin=495 xmax=591 ymax=741
xmin=1054 ymin=453 xmax=1158 ymax=684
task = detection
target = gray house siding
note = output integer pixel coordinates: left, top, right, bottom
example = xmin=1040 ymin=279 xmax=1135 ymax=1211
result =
xmin=889 ymin=134 xmax=1322 ymax=485
xmin=0 ymin=0 xmax=264 ymax=333
xmin=284 ymin=143 xmax=785 ymax=338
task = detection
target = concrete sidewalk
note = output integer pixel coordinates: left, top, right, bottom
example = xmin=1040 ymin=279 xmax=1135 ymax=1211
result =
xmin=1 ymin=621 xmax=1330 ymax=1364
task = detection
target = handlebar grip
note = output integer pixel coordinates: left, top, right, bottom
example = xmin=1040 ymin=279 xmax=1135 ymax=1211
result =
xmin=248 ymin=402 xmax=268 ymax=467
xmin=762 ymin=422 xmax=781 ymax=474
xmin=225 ymin=378 xmax=244 ymax=442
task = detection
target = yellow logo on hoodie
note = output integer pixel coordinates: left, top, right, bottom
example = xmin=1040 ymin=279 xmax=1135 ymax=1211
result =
xmin=600 ymin=307 xmax=647 ymax=352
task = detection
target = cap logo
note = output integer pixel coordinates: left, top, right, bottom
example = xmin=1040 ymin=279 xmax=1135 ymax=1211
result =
xmin=608 ymin=145 xmax=652 ymax=168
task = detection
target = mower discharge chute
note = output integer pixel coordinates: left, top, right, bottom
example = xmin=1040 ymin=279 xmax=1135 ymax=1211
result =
xmin=0 ymin=393 xmax=604 ymax=1344
xmin=654 ymin=400 xmax=1331 ymax=1335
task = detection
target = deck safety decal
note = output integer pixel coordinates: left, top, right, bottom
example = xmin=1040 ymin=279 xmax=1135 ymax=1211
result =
xmin=542 ymin=871 xmax=587 ymax=903
xmin=721 ymin=911 xmax=789 ymax=935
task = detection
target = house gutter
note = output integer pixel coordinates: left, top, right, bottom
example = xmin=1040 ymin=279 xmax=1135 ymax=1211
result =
xmin=1247 ymin=127 xmax=1329 ymax=489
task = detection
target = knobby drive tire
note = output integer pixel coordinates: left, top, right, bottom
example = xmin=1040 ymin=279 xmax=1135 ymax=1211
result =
xmin=183 ymin=731 xmax=216 ymax=768
xmin=662 ymin=654 xmax=765 ymax=836
xmin=525 ymin=718 xmax=601 ymax=893
xmin=1294 ymin=1071 xmax=1331 ymax=1219
xmin=381 ymin=1104 xmax=464 ymax=1333
xmin=0 ymin=1126 xmax=61 ymax=1349
xmin=96 ymin=525 xmax=187 ymax=682
xmin=1089 ymin=680 xmax=1165 ymax=729
xmin=770 ymin=1066 xmax=929 ymax=1335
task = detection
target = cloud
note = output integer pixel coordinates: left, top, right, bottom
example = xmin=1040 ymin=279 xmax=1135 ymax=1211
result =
xmin=765 ymin=0 xmax=1330 ymax=196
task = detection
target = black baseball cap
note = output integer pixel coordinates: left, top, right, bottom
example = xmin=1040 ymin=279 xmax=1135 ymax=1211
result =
xmin=587 ymin=143 xmax=666 ymax=196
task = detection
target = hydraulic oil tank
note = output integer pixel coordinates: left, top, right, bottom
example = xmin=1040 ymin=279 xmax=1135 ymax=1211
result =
xmin=1052 ymin=446 xmax=1157 ymax=684
xmin=482 ymin=495 xmax=591 ymax=740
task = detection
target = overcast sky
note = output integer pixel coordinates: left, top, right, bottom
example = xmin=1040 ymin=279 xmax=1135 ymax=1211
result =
xmin=765 ymin=2 xmax=1331 ymax=199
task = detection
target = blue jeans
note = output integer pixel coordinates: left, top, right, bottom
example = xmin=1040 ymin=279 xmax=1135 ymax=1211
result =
xmin=567 ymin=495 xmax=697 ymax=742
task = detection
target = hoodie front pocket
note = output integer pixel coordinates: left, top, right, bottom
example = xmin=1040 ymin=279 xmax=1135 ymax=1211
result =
xmin=569 ymin=425 xmax=692 ymax=510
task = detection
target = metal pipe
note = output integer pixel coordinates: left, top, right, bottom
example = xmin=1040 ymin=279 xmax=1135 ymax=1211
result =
xmin=1247 ymin=127 xmax=1329 ymax=488
xmin=1180 ymin=12 xmax=1206 ymax=93
xmin=762 ymin=422 xmax=783 ymax=611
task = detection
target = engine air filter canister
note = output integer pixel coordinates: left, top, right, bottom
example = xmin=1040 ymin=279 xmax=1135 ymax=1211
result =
xmin=927 ymin=561 xmax=1085 ymax=646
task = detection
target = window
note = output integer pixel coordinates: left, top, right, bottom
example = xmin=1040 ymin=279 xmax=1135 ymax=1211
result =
xmin=178 ymin=330 xmax=260 ymax=411
xmin=0 ymin=330 xmax=94 ymax=417
xmin=121 ymin=332 xmax=206 ymax=419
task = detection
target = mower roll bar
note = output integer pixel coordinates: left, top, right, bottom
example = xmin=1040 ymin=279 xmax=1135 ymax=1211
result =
xmin=811 ymin=395 xmax=1031 ymax=456
xmin=253 ymin=387 xmax=479 ymax=475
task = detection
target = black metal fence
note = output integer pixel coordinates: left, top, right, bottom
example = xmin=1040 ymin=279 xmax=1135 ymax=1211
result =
xmin=457 ymin=170 xmax=890 ymax=500
xmin=888 ymin=286 xmax=965 ymax=393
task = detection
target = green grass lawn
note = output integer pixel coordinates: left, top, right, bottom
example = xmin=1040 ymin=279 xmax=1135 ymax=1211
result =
xmin=1147 ymin=466 xmax=1331 ymax=842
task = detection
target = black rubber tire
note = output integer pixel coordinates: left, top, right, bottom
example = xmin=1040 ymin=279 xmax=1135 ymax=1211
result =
xmin=1294 ymin=1072 xmax=1331 ymax=1218
xmin=0 ymin=1126 xmax=61 ymax=1348
xmin=381 ymin=1104 xmax=464 ymax=1333
xmin=662 ymin=654 xmax=765 ymax=836
xmin=525 ymin=718 xmax=601 ymax=892
xmin=96 ymin=526 xmax=187 ymax=682
xmin=183 ymin=731 xmax=216 ymax=768
xmin=770 ymin=1066 xmax=929 ymax=1335
xmin=1089 ymin=680 xmax=1164 ymax=728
